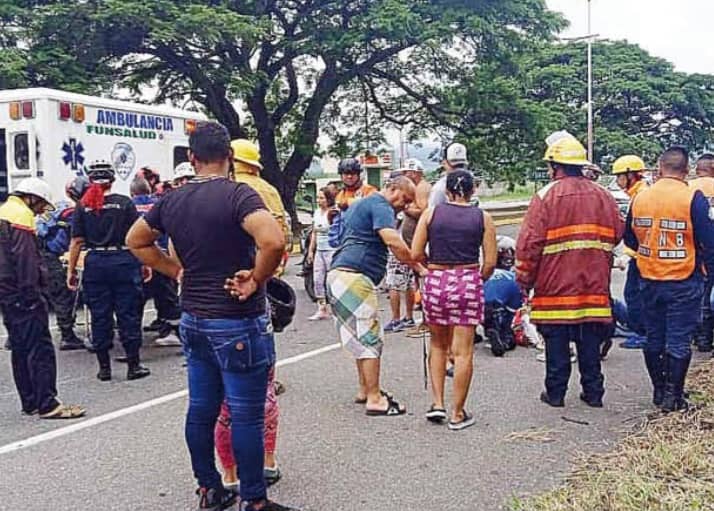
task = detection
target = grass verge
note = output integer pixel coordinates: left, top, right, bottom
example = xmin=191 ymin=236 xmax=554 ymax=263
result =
xmin=510 ymin=359 xmax=714 ymax=511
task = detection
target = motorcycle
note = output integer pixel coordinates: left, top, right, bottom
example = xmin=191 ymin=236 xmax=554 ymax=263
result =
xmin=297 ymin=225 xmax=317 ymax=303
xmin=296 ymin=193 xmax=318 ymax=302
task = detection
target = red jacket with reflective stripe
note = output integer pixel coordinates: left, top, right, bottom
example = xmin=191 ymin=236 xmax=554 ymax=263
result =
xmin=516 ymin=176 xmax=624 ymax=324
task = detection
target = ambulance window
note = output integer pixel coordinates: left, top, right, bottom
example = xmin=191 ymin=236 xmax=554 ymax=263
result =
xmin=14 ymin=133 xmax=29 ymax=170
xmin=173 ymin=146 xmax=189 ymax=168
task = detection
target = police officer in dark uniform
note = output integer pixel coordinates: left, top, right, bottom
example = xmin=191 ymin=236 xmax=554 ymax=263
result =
xmin=626 ymin=146 xmax=714 ymax=412
xmin=0 ymin=178 xmax=86 ymax=419
xmin=66 ymin=160 xmax=150 ymax=381
xmin=36 ymin=176 xmax=90 ymax=351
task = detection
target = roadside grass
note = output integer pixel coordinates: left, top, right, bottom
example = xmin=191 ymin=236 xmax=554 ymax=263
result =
xmin=481 ymin=184 xmax=536 ymax=203
xmin=509 ymin=359 xmax=714 ymax=511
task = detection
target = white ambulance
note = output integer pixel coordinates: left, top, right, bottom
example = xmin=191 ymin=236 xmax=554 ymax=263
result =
xmin=0 ymin=87 xmax=206 ymax=203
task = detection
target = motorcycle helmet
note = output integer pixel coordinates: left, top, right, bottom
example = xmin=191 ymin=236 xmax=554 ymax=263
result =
xmin=267 ymin=277 xmax=296 ymax=333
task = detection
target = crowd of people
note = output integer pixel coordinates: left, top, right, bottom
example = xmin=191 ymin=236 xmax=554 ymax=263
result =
xmin=2 ymin=118 xmax=714 ymax=509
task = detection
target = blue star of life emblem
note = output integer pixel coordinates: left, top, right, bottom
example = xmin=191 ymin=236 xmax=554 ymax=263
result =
xmin=62 ymin=138 xmax=85 ymax=174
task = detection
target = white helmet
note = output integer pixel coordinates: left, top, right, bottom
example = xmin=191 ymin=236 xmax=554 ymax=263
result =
xmin=173 ymin=162 xmax=196 ymax=181
xmin=404 ymin=158 xmax=424 ymax=172
xmin=14 ymin=178 xmax=55 ymax=210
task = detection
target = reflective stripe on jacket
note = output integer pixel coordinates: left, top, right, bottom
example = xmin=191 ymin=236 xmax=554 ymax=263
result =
xmin=516 ymin=176 xmax=624 ymax=324
xmin=632 ymin=178 xmax=697 ymax=281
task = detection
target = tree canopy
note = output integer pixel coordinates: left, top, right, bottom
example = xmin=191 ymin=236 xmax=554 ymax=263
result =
xmin=0 ymin=0 xmax=564 ymax=217
xmin=446 ymin=40 xmax=714 ymax=184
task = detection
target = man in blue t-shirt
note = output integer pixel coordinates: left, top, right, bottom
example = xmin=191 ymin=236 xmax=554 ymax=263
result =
xmin=327 ymin=175 xmax=421 ymax=417
xmin=483 ymin=236 xmax=523 ymax=356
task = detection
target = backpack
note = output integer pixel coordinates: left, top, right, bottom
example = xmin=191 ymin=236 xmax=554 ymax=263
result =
xmin=327 ymin=211 xmax=346 ymax=248
xmin=36 ymin=202 xmax=73 ymax=255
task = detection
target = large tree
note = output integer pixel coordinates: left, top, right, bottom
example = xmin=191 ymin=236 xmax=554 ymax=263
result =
xmin=1 ymin=0 xmax=563 ymax=222
xmin=445 ymin=40 xmax=714 ymax=183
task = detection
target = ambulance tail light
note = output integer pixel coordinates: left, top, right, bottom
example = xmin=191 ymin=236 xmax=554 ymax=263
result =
xmin=72 ymin=104 xmax=85 ymax=123
xmin=22 ymin=101 xmax=34 ymax=119
xmin=184 ymin=119 xmax=197 ymax=135
xmin=9 ymin=102 xmax=21 ymax=120
xmin=59 ymin=102 xmax=71 ymax=120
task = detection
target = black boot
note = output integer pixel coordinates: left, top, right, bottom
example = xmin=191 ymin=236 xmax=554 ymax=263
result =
xmin=96 ymin=350 xmax=112 ymax=381
xmin=694 ymin=317 xmax=714 ymax=352
xmin=59 ymin=329 xmax=86 ymax=351
xmin=127 ymin=356 xmax=151 ymax=380
xmin=643 ymin=350 xmax=665 ymax=406
xmin=661 ymin=355 xmax=691 ymax=413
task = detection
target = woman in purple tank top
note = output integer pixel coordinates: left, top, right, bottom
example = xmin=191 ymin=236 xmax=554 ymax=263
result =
xmin=412 ymin=170 xmax=497 ymax=431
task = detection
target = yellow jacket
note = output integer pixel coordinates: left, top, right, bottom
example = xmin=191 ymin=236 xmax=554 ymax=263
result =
xmin=233 ymin=173 xmax=288 ymax=235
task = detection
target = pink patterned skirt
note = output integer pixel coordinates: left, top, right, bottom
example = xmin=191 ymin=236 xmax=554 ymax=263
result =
xmin=423 ymin=267 xmax=485 ymax=326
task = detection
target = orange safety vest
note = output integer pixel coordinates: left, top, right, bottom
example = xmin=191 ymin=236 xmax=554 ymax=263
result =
xmin=336 ymin=183 xmax=377 ymax=208
xmin=631 ymin=177 xmax=697 ymax=281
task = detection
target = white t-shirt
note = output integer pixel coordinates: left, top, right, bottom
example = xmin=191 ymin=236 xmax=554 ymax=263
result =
xmin=313 ymin=209 xmax=332 ymax=251
xmin=428 ymin=176 xmax=448 ymax=208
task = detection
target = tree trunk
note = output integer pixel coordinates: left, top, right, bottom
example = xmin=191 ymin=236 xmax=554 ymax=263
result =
xmin=204 ymin=85 xmax=245 ymax=138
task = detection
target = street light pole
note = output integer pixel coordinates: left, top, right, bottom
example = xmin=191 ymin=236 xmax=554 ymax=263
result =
xmin=586 ymin=0 xmax=594 ymax=161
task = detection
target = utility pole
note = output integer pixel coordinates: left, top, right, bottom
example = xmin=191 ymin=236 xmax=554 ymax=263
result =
xmin=586 ymin=0 xmax=593 ymax=161
xmin=560 ymin=1 xmax=597 ymax=161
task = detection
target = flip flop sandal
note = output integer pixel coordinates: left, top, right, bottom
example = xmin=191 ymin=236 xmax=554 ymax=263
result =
xmin=39 ymin=404 xmax=86 ymax=420
xmin=354 ymin=389 xmax=393 ymax=404
xmin=365 ymin=395 xmax=406 ymax=416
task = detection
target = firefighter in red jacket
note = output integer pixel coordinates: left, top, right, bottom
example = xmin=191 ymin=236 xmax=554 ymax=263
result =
xmin=516 ymin=136 xmax=624 ymax=408
xmin=688 ymin=153 xmax=714 ymax=353
xmin=626 ymin=146 xmax=714 ymax=412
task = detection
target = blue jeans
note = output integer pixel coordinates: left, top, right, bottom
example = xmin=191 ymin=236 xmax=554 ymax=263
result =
xmin=539 ymin=323 xmax=609 ymax=401
xmin=83 ymin=250 xmax=143 ymax=356
xmin=641 ymin=276 xmax=703 ymax=360
xmin=624 ymin=260 xmax=645 ymax=336
xmin=179 ymin=312 xmax=275 ymax=502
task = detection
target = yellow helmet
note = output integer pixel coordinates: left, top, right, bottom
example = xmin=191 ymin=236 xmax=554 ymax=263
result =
xmin=612 ymin=155 xmax=646 ymax=175
xmin=231 ymin=139 xmax=263 ymax=170
xmin=543 ymin=137 xmax=590 ymax=166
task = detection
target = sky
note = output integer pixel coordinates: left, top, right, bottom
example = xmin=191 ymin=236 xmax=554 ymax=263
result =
xmin=546 ymin=0 xmax=714 ymax=75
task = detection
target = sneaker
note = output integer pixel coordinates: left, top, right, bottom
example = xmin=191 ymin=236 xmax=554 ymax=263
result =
xmin=448 ymin=410 xmax=476 ymax=431
xmin=425 ymin=405 xmax=447 ymax=424
xmin=445 ymin=365 xmax=454 ymax=378
xmin=242 ymin=500 xmax=300 ymax=511
xmin=59 ymin=338 xmax=86 ymax=351
xmin=384 ymin=319 xmax=404 ymax=333
xmin=619 ymin=335 xmax=647 ymax=350
xmin=400 ymin=318 xmax=416 ymax=329
xmin=155 ymin=332 xmax=182 ymax=347
xmin=143 ymin=318 xmax=164 ymax=333
xmin=196 ymin=486 xmax=237 ymax=510
xmin=264 ymin=465 xmax=282 ymax=486
xmin=308 ymin=310 xmax=330 ymax=321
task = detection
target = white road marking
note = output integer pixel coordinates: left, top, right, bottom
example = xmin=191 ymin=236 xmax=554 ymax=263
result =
xmin=0 ymin=342 xmax=341 ymax=456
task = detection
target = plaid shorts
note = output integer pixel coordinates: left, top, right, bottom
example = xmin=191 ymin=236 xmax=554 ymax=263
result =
xmin=385 ymin=253 xmax=415 ymax=292
xmin=327 ymin=269 xmax=383 ymax=359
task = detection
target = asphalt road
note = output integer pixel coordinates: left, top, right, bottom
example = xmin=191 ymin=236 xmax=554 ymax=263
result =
xmin=0 ymin=224 xmax=701 ymax=511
